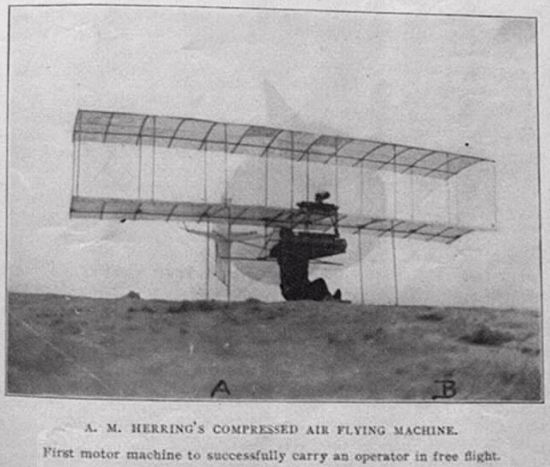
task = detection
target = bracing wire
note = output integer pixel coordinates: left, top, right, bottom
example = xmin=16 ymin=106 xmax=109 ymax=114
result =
xmin=358 ymin=229 xmax=365 ymax=305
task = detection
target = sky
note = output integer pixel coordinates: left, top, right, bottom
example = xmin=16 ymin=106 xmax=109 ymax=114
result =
xmin=7 ymin=6 xmax=541 ymax=309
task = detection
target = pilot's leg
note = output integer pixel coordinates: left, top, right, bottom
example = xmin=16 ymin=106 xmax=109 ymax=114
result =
xmin=308 ymin=278 xmax=331 ymax=301
xmin=281 ymin=285 xmax=303 ymax=301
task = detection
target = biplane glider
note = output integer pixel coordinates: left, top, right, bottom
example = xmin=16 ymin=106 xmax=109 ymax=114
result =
xmin=69 ymin=109 xmax=496 ymax=302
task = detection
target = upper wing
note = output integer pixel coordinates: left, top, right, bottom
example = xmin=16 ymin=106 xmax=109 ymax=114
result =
xmin=70 ymin=196 xmax=484 ymax=244
xmin=73 ymin=110 xmax=493 ymax=180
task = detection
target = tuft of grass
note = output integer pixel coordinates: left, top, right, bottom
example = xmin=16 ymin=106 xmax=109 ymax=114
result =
xmin=327 ymin=331 xmax=349 ymax=345
xmin=249 ymin=303 xmax=264 ymax=313
xmin=520 ymin=346 xmax=540 ymax=356
xmin=245 ymin=297 xmax=262 ymax=304
xmin=459 ymin=324 xmax=515 ymax=346
xmin=167 ymin=300 xmax=219 ymax=314
xmin=363 ymin=327 xmax=385 ymax=341
xmin=127 ymin=306 xmax=156 ymax=314
xmin=417 ymin=312 xmax=444 ymax=322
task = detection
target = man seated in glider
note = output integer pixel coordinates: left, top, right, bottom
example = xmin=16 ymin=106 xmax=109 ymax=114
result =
xmin=270 ymin=227 xmax=342 ymax=301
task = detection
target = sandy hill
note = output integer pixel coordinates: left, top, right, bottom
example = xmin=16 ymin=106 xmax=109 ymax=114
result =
xmin=7 ymin=292 xmax=541 ymax=401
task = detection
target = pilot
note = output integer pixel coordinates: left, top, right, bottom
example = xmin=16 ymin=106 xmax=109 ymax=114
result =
xmin=270 ymin=228 xmax=342 ymax=301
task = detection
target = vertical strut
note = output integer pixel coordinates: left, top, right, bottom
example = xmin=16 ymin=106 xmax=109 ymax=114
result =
xmin=446 ymin=153 xmax=451 ymax=225
xmin=410 ymin=166 xmax=414 ymax=220
xmin=204 ymin=142 xmax=209 ymax=300
xmin=205 ymin=220 xmax=210 ymax=300
xmin=264 ymin=147 xmax=269 ymax=245
xmin=71 ymin=139 xmax=76 ymax=196
xmin=306 ymin=151 xmax=310 ymax=201
xmin=138 ymin=136 xmax=143 ymax=198
xmin=227 ymin=220 xmax=232 ymax=302
xmin=203 ymin=143 xmax=208 ymax=202
xmin=264 ymin=147 xmax=269 ymax=206
xmin=455 ymin=157 xmax=460 ymax=225
xmin=334 ymin=138 xmax=339 ymax=205
xmin=290 ymin=132 xmax=295 ymax=208
xmin=391 ymin=144 xmax=399 ymax=306
xmin=360 ymin=163 xmax=364 ymax=215
xmin=75 ymin=132 xmax=81 ymax=196
xmin=492 ymin=163 xmax=497 ymax=228
xmin=358 ymin=229 xmax=365 ymax=305
xmin=224 ymin=123 xmax=228 ymax=202
xmin=223 ymin=125 xmax=231 ymax=301
xmin=151 ymin=116 xmax=156 ymax=200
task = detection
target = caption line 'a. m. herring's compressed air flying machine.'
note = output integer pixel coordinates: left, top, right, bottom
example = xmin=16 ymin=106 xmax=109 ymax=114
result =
xmin=69 ymin=109 xmax=497 ymax=302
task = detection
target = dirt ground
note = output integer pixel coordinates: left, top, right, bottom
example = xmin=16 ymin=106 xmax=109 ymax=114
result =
xmin=7 ymin=292 xmax=542 ymax=401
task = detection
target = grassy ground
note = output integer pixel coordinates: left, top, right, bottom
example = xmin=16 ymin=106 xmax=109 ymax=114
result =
xmin=7 ymin=292 xmax=542 ymax=401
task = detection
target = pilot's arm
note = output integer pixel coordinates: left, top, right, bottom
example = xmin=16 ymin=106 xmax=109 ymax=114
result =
xmin=269 ymin=244 xmax=280 ymax=258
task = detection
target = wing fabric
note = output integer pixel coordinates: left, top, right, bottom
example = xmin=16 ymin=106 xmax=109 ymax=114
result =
xmin=71 ymin=196 xmax=478 ymax=244
xmin=214 ymin=237 xmax=231 ymax=285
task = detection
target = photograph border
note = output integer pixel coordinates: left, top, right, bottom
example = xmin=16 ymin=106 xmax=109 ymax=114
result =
xmin=4 ymin=2 xmax=544 ymax=405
